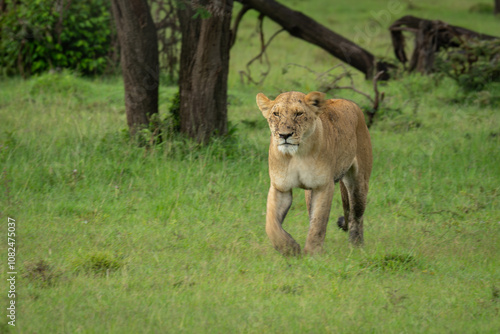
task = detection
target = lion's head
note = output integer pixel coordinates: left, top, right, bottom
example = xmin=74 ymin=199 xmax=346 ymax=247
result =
xmin=256 ymin=91 xmax=325 ymax=155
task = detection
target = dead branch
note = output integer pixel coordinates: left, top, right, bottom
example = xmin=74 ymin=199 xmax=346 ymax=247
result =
xmin=367 ymin=71 xmax=385 ymax=127
xmin=230 ymin=4 xmax=251 ymax=48
xmin=239 ymin=15 xmax=284 ymax=85
xmin=372 ymin=71 xmax=384 ymax=110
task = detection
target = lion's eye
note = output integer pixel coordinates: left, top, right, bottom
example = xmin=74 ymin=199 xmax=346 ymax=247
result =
xmin=295 ymin=112 xmax=304 ymax=117
xmin=273 ymin=111 xmax=279 ymax=117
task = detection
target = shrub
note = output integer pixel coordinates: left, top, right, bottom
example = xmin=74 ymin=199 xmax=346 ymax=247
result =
xmin=167 ymin=91 xmax=181 ymax=133
xmin=0 ymin=0 xmax=116 ymax=77
xmin=434 ymin=38 xmax=500 ymax=91
xmin=29 ymin=69 xmax=92 ymax=98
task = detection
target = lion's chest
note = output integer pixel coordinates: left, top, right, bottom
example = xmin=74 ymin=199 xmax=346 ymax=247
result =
xmin=271 ymin=157 xmax=329 ymax=191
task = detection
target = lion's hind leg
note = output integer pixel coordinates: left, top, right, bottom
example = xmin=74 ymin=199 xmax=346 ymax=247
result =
xmin=337 ymin=180 xmax=350 ymax=232
xmin=340 ymin=162 xmax=368 ymax=246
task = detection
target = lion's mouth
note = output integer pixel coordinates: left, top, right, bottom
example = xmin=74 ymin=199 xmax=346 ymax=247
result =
xmin=276 ymin=134 xmax=299 ymax=149
xmin=277 ymin=142 xmax=299 ymax=155
xmin=278 ymin=138 xmax=299 ymax=146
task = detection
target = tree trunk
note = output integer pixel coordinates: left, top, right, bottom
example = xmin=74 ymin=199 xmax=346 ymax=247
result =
xmin=111 ymin=0 xmax=159 ymax=138
xmin=177 ymin=0 xmax=232 ymax=143
xmin=235 ymin=0 xmax=386 ymax=79
xmin=495 ymin=0 xmax=500 ymax=15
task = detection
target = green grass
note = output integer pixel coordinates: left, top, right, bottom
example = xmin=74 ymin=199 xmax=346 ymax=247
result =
xmin=1 ymin=1 xmax=500 ymax=333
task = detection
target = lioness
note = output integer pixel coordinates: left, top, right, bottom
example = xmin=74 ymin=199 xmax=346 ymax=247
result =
xmin=256 ymin=91 xmax=372 ymax=256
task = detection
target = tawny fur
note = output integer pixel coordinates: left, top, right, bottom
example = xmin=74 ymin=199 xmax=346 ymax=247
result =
xmin=256 ymin=91 xmax=372 ymax=256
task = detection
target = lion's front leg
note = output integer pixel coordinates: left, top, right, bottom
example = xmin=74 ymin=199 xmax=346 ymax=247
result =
xmin=304 ymin=182 xmax=335 ymax=254
xmin=266 ymin=186 xmax=301 ymax=256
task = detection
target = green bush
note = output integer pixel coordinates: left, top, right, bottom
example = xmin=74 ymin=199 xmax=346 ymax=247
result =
xmin=29 ymin=70 xmax=92 ymax=98
xmin=0 ymin=0 xmax=115 ymax=76
xmin=167 ymin=91 xmax=181 ymax=133
xmin=434 ymin=38 xmax=500 ymax=91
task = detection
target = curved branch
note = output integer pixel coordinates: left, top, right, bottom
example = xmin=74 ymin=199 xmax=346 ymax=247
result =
xmin=230 ymin=4 xmax=251 ymax=48
xmin=240 ymin=24 xmax=285 ymax=85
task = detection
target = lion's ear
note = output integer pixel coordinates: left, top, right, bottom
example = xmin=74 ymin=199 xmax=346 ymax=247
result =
xmin=305 ymin=91 xmax=325 ymax=114
xmin=256 ymin=93 xmax=273 ymax=118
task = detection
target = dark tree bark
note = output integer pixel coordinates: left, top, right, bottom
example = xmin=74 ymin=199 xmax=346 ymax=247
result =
xmin=177 ymin=0 xmax=232 ymax=143
xmin=495 ymin=0 xmax=500 ymax=15
xmin=235 ymin=0 xmax=389 ymax=79
xmin=111 ymin=0 xmax=159 ymax=138
xmin=390 ymin=15 xmax=497 ymax=73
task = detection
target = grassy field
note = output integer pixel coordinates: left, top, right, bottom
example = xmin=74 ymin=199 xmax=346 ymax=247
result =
xmin=1 ymin=0 xmax=500 ymax=333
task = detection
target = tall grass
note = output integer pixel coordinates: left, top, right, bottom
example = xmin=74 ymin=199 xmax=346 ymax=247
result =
xmin=1 ymin=1 xmax=499 ymax=333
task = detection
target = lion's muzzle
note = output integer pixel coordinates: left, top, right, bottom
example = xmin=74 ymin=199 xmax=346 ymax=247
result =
xmin=277 ymin=132 xmax=299 ymax=154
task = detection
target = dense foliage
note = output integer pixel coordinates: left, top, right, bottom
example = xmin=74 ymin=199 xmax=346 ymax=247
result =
xmin=0 ymin=0 xmax=115 ymax=76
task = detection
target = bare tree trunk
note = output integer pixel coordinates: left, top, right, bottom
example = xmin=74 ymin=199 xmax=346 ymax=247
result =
xmin=495 ymin=0 xmax=500 ymax=15
xmin=111 ymin=0 xmax=159 ymax=138
xmin=177 ymin=0 xmax=232 ymax=143
xmin=235 ymin=0 xmax=387 ymax=79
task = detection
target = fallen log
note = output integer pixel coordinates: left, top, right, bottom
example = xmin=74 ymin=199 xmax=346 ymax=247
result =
xmin=235 ymin=0 xmax=391 ymax=79
xmin=389 ymin=15 xmax=498 ymax=73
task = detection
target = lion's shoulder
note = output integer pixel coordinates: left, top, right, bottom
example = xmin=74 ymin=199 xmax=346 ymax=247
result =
xmin=320 ymin=98 xmax=364 ymax=127
xmin=325 ymin=98 xmax=360 ymax=112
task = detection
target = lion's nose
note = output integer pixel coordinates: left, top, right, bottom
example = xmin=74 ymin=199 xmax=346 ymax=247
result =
xmin=279 ymin=132 xmax=293 ymax=140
